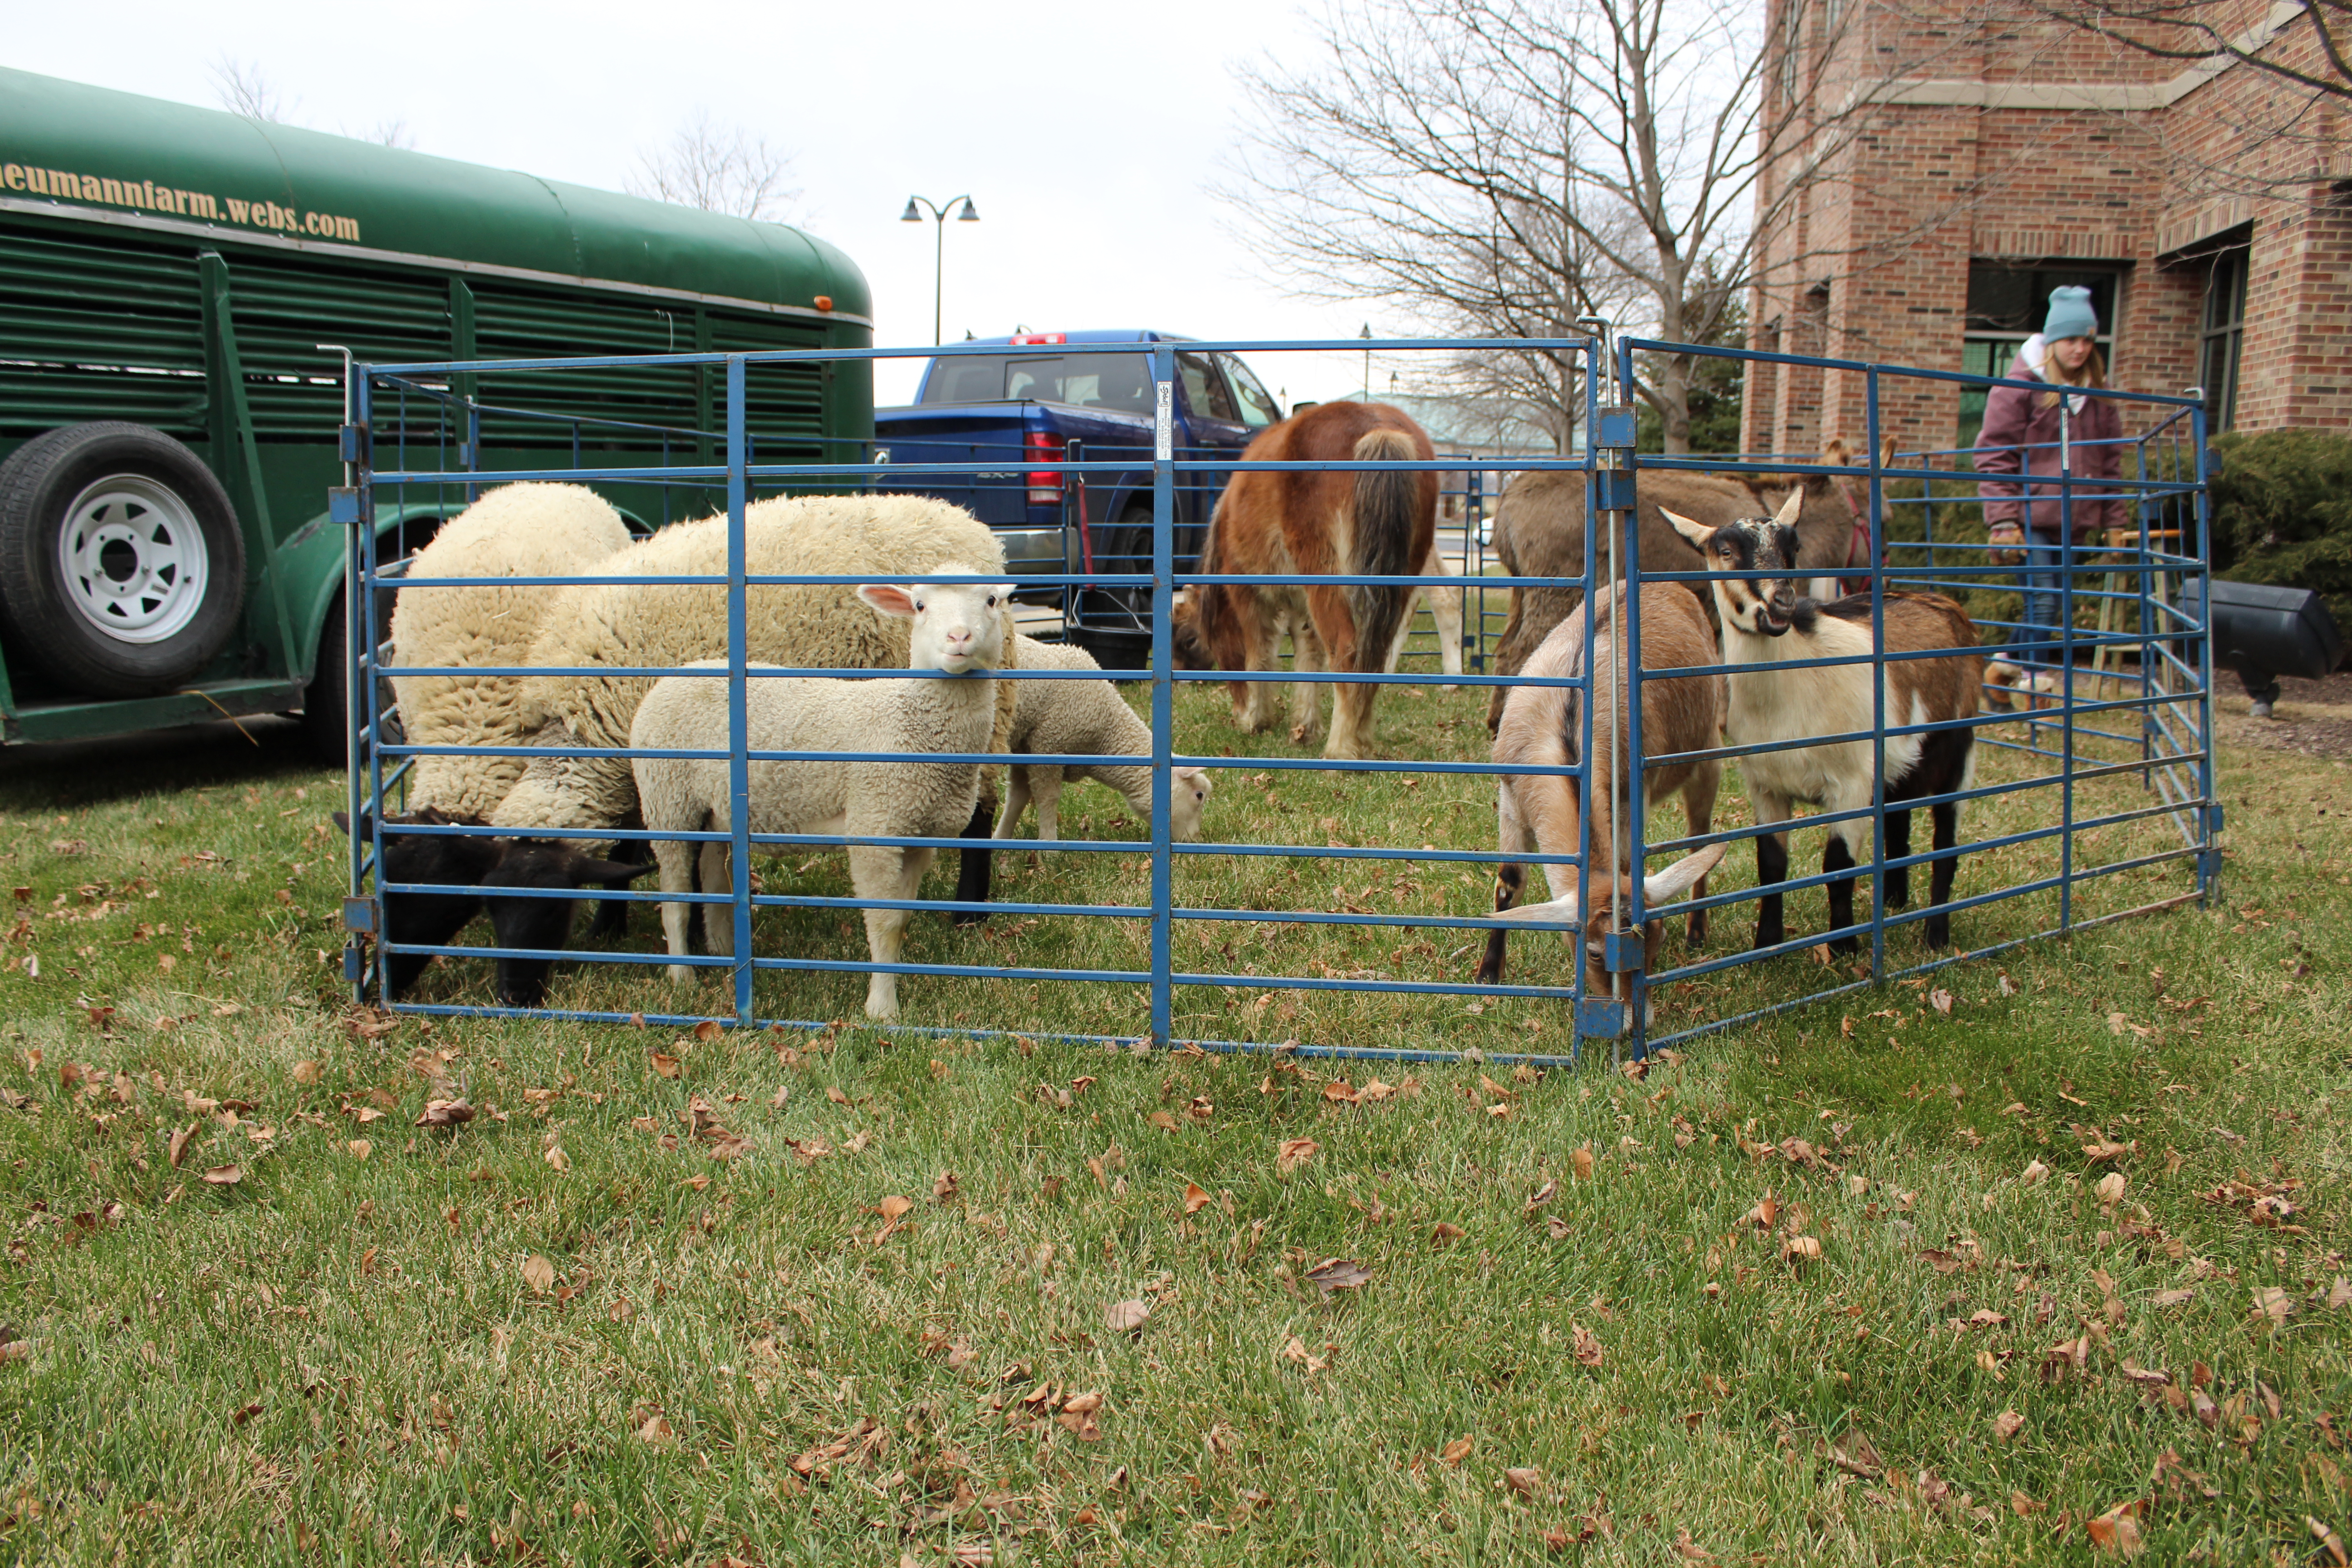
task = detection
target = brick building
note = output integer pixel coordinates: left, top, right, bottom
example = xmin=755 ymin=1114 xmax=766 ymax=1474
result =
xmin=1742 ymin=0 xmax=2351 ymax=457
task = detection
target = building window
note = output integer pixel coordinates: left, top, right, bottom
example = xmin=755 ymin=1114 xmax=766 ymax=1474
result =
xmin=1956 ymin=263 xmax=2122 ymax=451
xmin=2199 ymin=244 xmax=2248 ymax=432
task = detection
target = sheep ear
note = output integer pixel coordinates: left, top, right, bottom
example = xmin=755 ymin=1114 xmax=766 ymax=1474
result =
xmin=1172 ymin=765 xmax=1205 ymax=784
xmin=858 ymin=583 xmax=918 ymax=619
xmin=1772 ymin=488 xmax=1805 ymax=528
xmin=1643 ymin=842 xmax=1726 ymax=905
xmin=1661 ymin=508 xmax=1713 ymax=547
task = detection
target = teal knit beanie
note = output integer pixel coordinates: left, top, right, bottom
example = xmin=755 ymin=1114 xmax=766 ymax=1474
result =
xmin=2043 ymin=286 xmax=2098 ymax=343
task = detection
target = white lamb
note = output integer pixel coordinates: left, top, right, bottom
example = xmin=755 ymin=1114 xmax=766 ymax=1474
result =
xmin=631 ymin=570 xmax=1014 ymax=1023
xmin=995 ymin=634 xmax=1211 ymax=853
xmin=386 ymin=482 xmax=632 ymax=823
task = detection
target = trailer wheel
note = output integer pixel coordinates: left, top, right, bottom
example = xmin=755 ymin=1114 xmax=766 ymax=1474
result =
xmin=302 ymin=590 xmax=350 ymax=765
xmin=0 ymin=423 xmax=247 ymax=697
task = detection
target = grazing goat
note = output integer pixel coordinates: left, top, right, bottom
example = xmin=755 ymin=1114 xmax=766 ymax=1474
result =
xmin=1666 ymin=494 xmax=1984 ymax=954
xmin=1475 ymin=582 xmax=1728 ymax=1026
xmin=1167 ymin=400 xmax=1436 ymax=760
xmin=631 ymin=571 xmax=1012 ymax=1023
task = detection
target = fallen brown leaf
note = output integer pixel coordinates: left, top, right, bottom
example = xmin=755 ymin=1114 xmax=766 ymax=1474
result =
xmin=2085 ymin=1499 xmax=2146 ymax=1555
xmin=1439 ymin=1434 xmax=1473 ymax=1465
xmin=167 ymin=1124 xmax=195 ymax=1168
xmin=1994 ymin=1410 xmax=2025 ymax=1441
xmin=522 ymin=1254 xmax=556 ymax=1294
xmin=1572 ymin=1323 xmax=1603 ymax=1367
xmin=1829 ymin=1429 xmax=1884 ymax=1479
xmin=1275 ymin=1137 xmax=1318 ymax=1174
xmin=1182 ymin=1182 xmax=1211 ymax=1216
xmin=1431 ymin=1221 xmax=1466 ymax=1246
xmin=1303 ymin=1257 xmax=1372 ymax=1294
xmin=201 ymin=1164 xmax=242 ymax=1186
xmin=1504 ymin=1466 xmax=1541 ymax=1497
xmin=1571 ymin=1146 xmax=1595 ymax=1181
xmin=414 ymin=1099 xmax=473 ymax=1127
xmin=648 ymin=1052 xmax=681 ymax=1080
xmin=1104 ymin=1299 xmax=1151 ymax=1334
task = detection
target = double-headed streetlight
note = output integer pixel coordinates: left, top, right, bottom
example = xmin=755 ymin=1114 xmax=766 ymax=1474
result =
xmin=900 ymin=194 xmax=980 ymax=347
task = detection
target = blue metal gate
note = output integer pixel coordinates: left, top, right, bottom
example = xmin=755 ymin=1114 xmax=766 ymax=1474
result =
xmin=336 ymin=331 xmax=2214 ymax=1065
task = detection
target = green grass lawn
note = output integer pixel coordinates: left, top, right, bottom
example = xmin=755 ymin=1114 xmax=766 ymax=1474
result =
xmin=0 ymin=627 xmax=2344 ymax=1565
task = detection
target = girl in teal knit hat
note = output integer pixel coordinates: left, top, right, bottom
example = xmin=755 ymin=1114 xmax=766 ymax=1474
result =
xmin=1974 ymin=286 xmax=2125 ymax=705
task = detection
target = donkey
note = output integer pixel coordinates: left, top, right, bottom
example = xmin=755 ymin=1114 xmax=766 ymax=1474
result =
xmin=1665 ymin=492 xmax=1984 ymax=954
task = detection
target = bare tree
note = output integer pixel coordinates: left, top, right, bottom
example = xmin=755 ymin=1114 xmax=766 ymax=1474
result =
xmin=627 ymin=113 xmax=802 ymax=224
xmin=1989 ymin=0 xmax=2351 ymax=200
xmin=1225 ymin=0 xmax=1953 ymax=451
xmin=210 ymin=55 xmax=289 ymax=123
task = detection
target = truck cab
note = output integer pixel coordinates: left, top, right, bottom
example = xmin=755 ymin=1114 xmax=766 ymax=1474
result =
xmin=871 ymin=331 xmax=1283 ymax=657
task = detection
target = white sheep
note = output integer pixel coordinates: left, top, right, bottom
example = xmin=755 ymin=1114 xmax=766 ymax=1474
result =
xmin=386 ymin=482 xmax=632 ymax=823
xmin=995 ymin=634 xmax=1211 ymax=854
xmin=492 ymin=494 xmax=1016 ymax=835
xmin=631 ymin=570 xmax=1014 ymax=1022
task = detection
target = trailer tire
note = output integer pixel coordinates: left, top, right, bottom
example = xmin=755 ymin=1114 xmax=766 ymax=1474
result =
xmin=302 ymin=590 xmax=349 ymax=765
xmin=0 ymin=422 xmax=247 ymax=698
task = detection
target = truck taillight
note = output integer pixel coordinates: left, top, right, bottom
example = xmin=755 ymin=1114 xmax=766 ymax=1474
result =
xmin=1009 ymin=332 xmax=1067 ymax=345
xmin=1025 ymin=430 xmax=1064 ymax=505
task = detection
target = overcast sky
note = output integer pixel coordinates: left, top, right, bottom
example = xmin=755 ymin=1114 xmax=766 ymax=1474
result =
xmin=11 ymin=0 xmax=1391 ymax=407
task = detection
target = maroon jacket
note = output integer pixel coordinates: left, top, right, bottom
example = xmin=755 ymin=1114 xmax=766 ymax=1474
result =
xmin=1975 ymin=343 xmax=2127 ymax=539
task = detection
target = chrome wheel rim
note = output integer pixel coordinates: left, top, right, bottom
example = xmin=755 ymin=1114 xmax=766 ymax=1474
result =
xmin=56 ymin=474 xmax=210 ymax=644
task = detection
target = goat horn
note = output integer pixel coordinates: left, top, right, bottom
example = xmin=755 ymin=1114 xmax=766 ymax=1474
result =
xmin=1642 ymin=842 xmax=1727 ymax=905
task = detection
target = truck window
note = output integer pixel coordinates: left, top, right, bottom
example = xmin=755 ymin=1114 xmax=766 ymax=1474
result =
xmin=1177 ymin=352 xmax=1240 ymax=424
xmin=1220 ymin=354 xmax=1282 ymax=427
xmin=922 ymin=352 xmax=1154 ymax=414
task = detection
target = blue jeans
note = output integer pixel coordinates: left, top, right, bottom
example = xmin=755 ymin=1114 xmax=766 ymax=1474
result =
xmin=2013 ymin=531 xmax=2078 ymax=667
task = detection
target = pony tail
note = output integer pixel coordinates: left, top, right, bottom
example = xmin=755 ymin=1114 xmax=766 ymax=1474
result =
xmin=1346 ymin=427 xmax=1422 ymax=666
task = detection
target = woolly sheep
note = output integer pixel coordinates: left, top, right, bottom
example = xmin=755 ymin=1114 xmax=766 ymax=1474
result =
xmin=492 ymin=494 xmax=1017 ymax=840
xmin=386 ymin=482 xmax=632 ymax=823
xmin=994 ymin=634 xmax=1211 ymax=853
xmin=631 ymin=571 xmax=1014 ymax=1022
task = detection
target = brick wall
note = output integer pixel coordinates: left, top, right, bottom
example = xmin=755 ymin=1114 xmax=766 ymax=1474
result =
xmin=1745 ymin=0 xmax=2352 ymax=454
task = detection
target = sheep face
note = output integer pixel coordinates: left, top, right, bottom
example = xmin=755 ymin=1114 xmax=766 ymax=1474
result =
xmin=335 ymin=808 xmax=502 ymax=999
xmin=1664 ymin=490 xmax=1807 ymax=638
xmin=1171 ymin=765 xmax=1213 ymax=843
xmin=480 ymin=843 xmax=654 ymax=1009
xmin=857 ymin=568 xmax=1014 ymax=676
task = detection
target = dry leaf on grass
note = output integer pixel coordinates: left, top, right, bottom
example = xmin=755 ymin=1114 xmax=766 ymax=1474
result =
xmin=1784 ymin=1235 xmax=1822 ymax=1264
xmin=2021 ymin=1159 xmax=2051 ymax=1185
xmin=647 ymin=1052 xmax=681 ymax=1080
xmin=1431 ymin=1221 xmax=1466 ymax=1246
xmin=1275 ymin=1137 xmax=1318 ymax=1174
xmin=291 ymin=1060 xmax=320 ymax=1086
xmin=1104 ymin=1299 xmax=1151 ymax=1334
xmin=1572 ymin=1147 xmax=1595 ymax=1181
xmin=933 ymin=1170 xmax=960 ymax=1202
xmin=1439 ymin=1434 xmax=1474 ymax=1465
xmin=2095 ymin=1172 xmax=2128 ymax=1206
xmin=637 ymin=1412 xmax=674 ymax=1444
xmin=415 ymin=1099 xmax=473 ymax=1128
xmin=876 ymin=1196 xmax=914 ymax=1223
xmin=1994 ymin=1410 xmax=2025 ymax=1441
xmin=2312 ymin=1517 xmax=2350 ymax=1568
xmin=1303 ymin=1257 xmax=1372 ymax=1295
xmin=1147 ymin=1111 xmax=1180 ymax=1133
xmin=167 ymin=1124 xmax=194 ymax=1168
xmin=2253 ymin=1285 xmax=2292 ymax=1326
xmin=1829 ymin=1429 xmax=1885 ymax=1479
xmin=2085 ymin=1499 xmax=2146 ymax=1555
xmin=1571 ymin=1324 xmax=1603 ymax=1367
xmin=347 ymin=1139 xmax=371 ymax=1161
xmin=1524 ymin=1180 xmax=1557 ymax=1215
xmin=201 ymin=1165 xmax=242 ymax=1186
xmin=705 ymin=1132 xmax=753 ymax=1161
xmin=1181 ymin=1182 xmax=1211 ymax=1216
xmin=1504 ymin=1466 xmax=1542 ymax=1497
xmin=522 ymin=1254 xmax=556 ymax=1294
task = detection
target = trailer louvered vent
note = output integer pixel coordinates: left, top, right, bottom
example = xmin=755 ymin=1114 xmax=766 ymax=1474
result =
xmin=0 ymin=222 xmax=206 ymax=438
xmin=710 ymin=311 xmax=829 ymax=465
xmin=225 ymin=254 xmax=451 ymax=439
xmin=474 ymin=286 xmax=698 ymax=453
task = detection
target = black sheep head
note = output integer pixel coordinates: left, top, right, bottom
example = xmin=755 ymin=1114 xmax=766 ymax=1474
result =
xmin=481 ymin=843 xmax=653 ymax=1009
xmin=334 ymin=807 xmax=503 ymax=999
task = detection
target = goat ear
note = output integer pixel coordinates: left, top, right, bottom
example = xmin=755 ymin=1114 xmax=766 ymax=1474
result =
xmin=858 ymin=583 xmax=919 ymax=619
xmin=1497 ymin=891 xmax=1581 ymax=926
xmin=1819 ymin=436 xmax=1850 ymax=468
xmin=1771 ymin=488 xmax=1805 ymax=528
xmin=1643 ymin=843 xmax=1726 ymax=906
xmin=1660 ymin=508 xmax=1713 ymax=548
xmin=1878 ymin=433 xmax=1897 ymax=469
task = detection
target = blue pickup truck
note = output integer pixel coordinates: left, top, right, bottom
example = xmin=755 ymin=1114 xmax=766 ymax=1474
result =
xmin=871 ymin=330 xmax=1284 ymax=656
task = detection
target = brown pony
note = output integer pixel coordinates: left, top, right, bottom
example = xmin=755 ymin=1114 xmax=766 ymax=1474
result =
xmin=1170 ymin=401 xmax=1437 ymax=760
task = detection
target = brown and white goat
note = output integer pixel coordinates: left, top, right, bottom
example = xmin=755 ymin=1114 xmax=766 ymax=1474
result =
xmin=1475 ymin=582 xmax=1728 ymax=1025
xmin=1666 ymin=493 xmax=1984 ymax=954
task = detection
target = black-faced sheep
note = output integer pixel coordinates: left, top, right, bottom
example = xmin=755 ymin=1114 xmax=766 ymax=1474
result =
xmin=630 ymin=571 xmax=1014 ymax=1022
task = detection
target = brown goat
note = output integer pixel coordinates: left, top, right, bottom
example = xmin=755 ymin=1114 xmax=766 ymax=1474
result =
xmin=1475 ymin=581 xmax=1728 ymax=1028
xmin=1666 ymin=492 xmax=1984 ymax=954
xmin=1483 ymin=442 xmax=1865 ymax=732
xmin=1168 ymin=401 xmax=1437 ymax=760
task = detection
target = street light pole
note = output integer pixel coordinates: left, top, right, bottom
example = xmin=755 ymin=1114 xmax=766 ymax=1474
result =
xmin=901 ymin=194 xmax=980 ymax=347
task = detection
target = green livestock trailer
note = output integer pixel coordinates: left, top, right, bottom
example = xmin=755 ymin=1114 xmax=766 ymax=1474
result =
xmin=0 ymin=67 xmax=872 ymax=752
